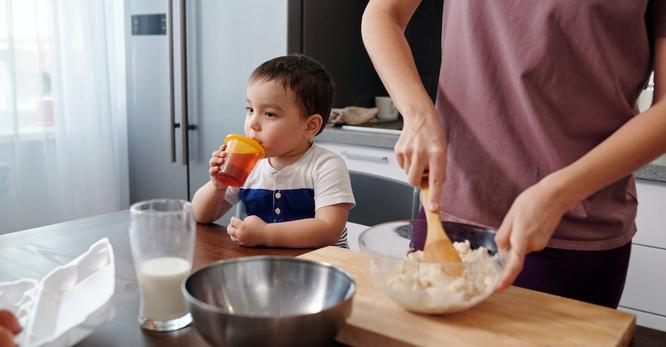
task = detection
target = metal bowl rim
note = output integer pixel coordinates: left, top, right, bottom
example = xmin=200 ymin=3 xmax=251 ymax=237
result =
xmin=182 ymin=255 xmax=356 ymax=319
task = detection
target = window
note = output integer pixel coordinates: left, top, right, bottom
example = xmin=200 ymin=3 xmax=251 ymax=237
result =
xmin=0 ymin=0 xmax=54 ymax=137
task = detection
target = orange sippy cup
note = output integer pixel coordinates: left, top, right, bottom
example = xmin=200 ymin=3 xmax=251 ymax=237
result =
xmin=216 ymin=134 xmax=265 ymax=187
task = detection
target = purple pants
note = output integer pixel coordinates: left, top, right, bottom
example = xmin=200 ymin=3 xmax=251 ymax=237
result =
xmin=413 ymin=209 xmax=631 ymax=308
xmin=513 ymin=242 xmax=631 ymax=308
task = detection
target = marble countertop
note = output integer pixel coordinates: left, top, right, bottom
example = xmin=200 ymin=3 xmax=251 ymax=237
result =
xmin=318 ymin=127 xmax=399 ymax=149
xmin=635 ymin=164 xmax=666 ymax=183
xmin=318 ymin=127 xmax=666 ymax=183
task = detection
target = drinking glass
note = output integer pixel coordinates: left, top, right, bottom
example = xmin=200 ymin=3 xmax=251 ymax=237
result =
xmin=129 ymin=199 xmax=195 ymax=332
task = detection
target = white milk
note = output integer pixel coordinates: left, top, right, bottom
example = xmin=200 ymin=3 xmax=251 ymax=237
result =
xmin=137 ymin=257 xmax=191 ymax=321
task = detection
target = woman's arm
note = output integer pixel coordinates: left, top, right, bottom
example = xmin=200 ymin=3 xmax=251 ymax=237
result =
xmin=496 ymin=37 xmax=666 ymax=290
xmin=227 ymin=204 xmax=351 ymax=248
xmin=362 ymin=0 xmax=446 ymax=210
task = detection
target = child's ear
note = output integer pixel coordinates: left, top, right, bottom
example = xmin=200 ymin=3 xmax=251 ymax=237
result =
xmin=305 ymin=114 xmax=323 ymax=137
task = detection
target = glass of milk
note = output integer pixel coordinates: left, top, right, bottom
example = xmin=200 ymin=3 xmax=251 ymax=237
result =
xmin=129 ymin=199 xmax=196 ymax=332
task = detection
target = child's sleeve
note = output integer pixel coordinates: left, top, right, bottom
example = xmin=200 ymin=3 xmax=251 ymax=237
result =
xmin=313 ymin=154 xmax=356 ymax=211
xmin=223 ymin=186 xmax=240 ymax=206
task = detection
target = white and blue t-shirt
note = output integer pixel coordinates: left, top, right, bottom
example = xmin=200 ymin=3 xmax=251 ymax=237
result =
xmin=224 ymin=143 xmax=356 ymax=247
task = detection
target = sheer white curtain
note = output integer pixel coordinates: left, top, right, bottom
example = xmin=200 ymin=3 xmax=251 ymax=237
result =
xmin=0 ymin=0 xmax=128 ymax=234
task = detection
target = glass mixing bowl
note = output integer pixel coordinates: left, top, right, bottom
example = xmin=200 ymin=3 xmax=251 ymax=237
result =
xmin=358 ymin=220 xmax=505 ymax=314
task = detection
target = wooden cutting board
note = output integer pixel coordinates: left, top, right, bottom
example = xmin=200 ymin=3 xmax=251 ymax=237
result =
xmin=298 ymin=246 xmax=635 ymax=347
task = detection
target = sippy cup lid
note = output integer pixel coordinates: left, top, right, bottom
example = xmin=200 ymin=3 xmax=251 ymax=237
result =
xmin=224 ymin=134 xmax=265 ymax=158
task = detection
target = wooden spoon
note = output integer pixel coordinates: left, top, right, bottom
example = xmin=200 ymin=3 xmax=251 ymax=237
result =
xmin=420 ymin=182 xmax=463 ymax=276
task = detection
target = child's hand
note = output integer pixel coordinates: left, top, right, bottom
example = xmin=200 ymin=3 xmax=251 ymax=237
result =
xmin=227 ymin=215 xmax=266 ymax=246
xmin=209 ymin=144 xmax=227 ymax=190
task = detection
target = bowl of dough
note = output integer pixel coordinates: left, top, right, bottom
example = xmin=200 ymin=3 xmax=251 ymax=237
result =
xmin=358 ymin=220 xmax=505 ymax=314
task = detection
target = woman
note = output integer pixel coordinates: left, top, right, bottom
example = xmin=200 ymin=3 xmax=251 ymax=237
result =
xmin=362 ymin=0 xmax=666 ymax=308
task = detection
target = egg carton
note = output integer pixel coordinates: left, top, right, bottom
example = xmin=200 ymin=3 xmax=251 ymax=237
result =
xmin=0 ymin=238 xmax=115 ymax=347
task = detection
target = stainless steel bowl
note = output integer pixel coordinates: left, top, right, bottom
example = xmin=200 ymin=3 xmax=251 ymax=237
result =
xmin=182 ymin=256 xmax=355 ymax=347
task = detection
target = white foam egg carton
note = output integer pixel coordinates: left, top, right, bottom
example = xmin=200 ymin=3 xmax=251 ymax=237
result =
xmin=0 ymin=238 xmax=115 ymax=347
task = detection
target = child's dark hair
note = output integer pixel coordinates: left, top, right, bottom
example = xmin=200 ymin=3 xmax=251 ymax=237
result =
xmin=250 ymin=54 xmax=334 ymax=135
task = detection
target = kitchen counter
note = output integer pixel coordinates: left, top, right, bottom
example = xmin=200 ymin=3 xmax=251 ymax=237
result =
xmin=318 ymin=128 xmax=666 ymax=183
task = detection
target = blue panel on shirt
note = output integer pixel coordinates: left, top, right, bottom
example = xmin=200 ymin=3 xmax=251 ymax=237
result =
xmin=239 ymin=188 xmax=315 ymax=223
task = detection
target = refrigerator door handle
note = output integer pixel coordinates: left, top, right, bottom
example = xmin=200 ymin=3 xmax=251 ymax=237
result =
xmin=178 ymin=0 xmax=190 ymax=167
xmin=168 ymin=0 xmax=177 ymax=162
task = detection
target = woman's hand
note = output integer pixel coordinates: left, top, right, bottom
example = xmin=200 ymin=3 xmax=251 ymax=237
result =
xmin=209 ymin=144 xmax=227 ymax=190
xmin=494 ymin=177 xmax=571 ymax=291
xmin=395 ymin=109 xmax=447 ymax=211
xmin=227 ymin=215 xmax=267 ymax=246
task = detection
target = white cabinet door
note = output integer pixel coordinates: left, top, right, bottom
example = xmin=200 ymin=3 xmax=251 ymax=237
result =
xmin=619 ymin=244 xmax=666 ymax=331
xmin=619 ymin=307 xmax=666 ymax=333
xmin=635 ymin=181 xmax=666 ymax=249
xmin=318 ymin=142 xmax=408 ymax=183
xmin=619 ymin=180 xmax=666 ymax=331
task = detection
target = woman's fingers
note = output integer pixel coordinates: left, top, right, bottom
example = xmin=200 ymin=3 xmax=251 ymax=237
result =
xmin=497 ymin=247 xmax=525 ymax=292
xmin=425 ymin=146 xmax=445 ymax=211
xmin=404 ymin=146 xmax=423 ymax=187
xmin=494 ymin=214 xmax=512 ymax=251
xmin=425 ymin=172 xmax=441 ymax=211
xmin=495 ymin=217 xmax=527 ymax=291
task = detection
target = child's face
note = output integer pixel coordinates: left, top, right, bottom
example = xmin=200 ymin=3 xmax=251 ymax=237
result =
xmin=244 ymin=79 xmax=319 ymax=158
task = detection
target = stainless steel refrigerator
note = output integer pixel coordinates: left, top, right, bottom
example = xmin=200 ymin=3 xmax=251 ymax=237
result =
xmin=125 ymin=0 xmax=292 ymax=222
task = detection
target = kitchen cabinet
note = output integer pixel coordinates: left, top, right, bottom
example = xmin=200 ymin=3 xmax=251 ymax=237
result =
xmin=318 ymin=142 xmax=407 ymax=183
xmin=619 ymin=180 xmax=666 ymax=332
xmin=633 ymin=180 xmax=666 ymax=249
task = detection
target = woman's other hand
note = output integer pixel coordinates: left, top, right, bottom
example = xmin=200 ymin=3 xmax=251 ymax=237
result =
xmin=494 ymin=177 xmax=571 ymax=290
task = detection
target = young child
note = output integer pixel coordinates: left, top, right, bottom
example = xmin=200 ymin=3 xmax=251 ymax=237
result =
xmin=192 ymin=55 xmax=355 ymax=248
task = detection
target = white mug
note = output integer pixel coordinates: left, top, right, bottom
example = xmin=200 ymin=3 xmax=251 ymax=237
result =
xmin=375 ymin=96 xmax=399 ymax=121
